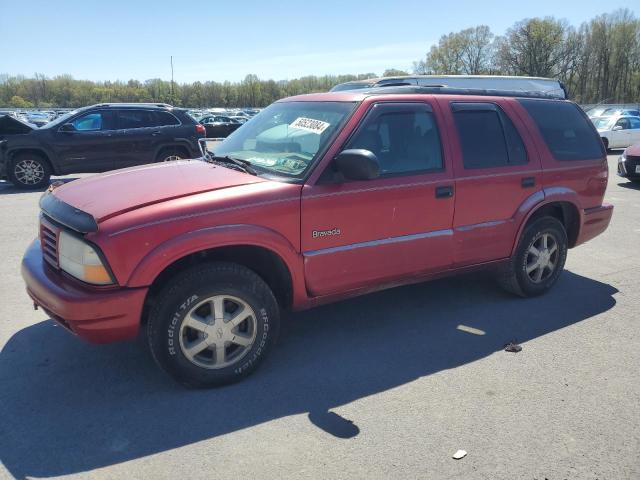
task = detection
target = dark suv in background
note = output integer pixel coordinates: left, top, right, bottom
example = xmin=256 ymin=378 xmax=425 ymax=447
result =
xmin=0 ymin=103 xmax=205 ymax=189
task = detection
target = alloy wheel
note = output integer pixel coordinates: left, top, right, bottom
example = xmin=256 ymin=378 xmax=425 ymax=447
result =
xmin=14 ymin=159 xmax=45 ymax=185
xmin=525 ymin=232 xmax=559 ymax=283
xmin=179 ymin=295 xmax=257 ymax=369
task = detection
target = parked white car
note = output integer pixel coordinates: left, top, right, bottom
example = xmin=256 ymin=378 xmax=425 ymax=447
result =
xmin=594 ymin=115 xmax=640 ymax=150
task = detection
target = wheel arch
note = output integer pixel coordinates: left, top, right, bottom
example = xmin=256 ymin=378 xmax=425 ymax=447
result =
xmin=127 ymin=224 xmax=303 ymax=321
xmin=8 ymin=148 xmax=57 ymax=175
xmin=511 ymin=189 xmax=582 ymax=256
xmin=154 ymin=142 xmax=194 ymax=161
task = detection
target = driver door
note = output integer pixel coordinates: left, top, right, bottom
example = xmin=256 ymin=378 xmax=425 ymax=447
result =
xmin=52 ymin=110 xmax=117 ymax=173
xmin=301 ymin=101 xmax=455 ymax=297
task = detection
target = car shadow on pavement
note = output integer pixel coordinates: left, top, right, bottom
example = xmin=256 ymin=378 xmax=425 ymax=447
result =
xmin=0 ymin=270 xmax=617 ymax=479
xmin=618 ymin=181 xmax=640 ymax=190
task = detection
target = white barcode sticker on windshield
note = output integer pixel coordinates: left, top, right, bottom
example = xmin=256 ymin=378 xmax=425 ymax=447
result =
xmin=289 ymin=117 xmax=330 ymax=134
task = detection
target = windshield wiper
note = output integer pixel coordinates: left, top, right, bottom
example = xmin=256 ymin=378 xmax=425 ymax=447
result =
xmin=209 ymin=155 xmax=258 ymax=176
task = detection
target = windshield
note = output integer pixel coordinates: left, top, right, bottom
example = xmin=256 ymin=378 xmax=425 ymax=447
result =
xmin=40 ymin=109 xmax=80 ymax=129
xmin=214 ymin=101 xmax=356 ymax=179
xmin=592 ymin=116 xmax=614 ymax=130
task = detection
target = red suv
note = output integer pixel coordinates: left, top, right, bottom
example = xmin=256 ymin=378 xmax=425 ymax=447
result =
xmin=21 ymin=85 xmax=613 ymax=387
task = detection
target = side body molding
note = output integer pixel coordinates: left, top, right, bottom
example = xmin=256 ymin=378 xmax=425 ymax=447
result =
xmin=125 ymin=224 xmax=305 ymax=297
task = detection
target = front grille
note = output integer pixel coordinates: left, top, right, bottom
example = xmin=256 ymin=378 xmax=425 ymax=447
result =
xmin=625 ymin=154 xmax=640 ymax=176
xmin=40 ymin=219 xmax=60 ymax=268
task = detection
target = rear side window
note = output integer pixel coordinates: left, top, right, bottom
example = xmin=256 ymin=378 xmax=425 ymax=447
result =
xmin=154 ymin=111 xmax=180 ymax=126
xmin=518 ymin=99 xmax=604 ymax=161
xmin=452 ymin=103 xmax=527 ymax=169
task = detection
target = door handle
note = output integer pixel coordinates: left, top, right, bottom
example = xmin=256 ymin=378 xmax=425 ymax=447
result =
xmin=151 ymin=131 xmax=162 ymax=136
xmin=435 ymin=185 xmax=454 ymax=198
xmin=521 ymin=177 xmax=535 ymax=188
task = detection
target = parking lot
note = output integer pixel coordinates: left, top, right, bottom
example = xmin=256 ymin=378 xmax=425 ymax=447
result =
xmin=0 ymin=153 xmax=638 ymax=479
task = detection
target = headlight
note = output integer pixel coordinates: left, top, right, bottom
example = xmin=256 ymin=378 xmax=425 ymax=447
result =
xmin=58 ymin=231 xmax=113 ymax=285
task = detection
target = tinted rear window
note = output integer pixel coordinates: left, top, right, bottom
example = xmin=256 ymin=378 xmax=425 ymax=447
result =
xmin=118 ymin=110 xmax=156 ymax=129
xmin=518 ymin=99 xmax=604 ymax=161
xmin=452 ymin=105 xmax=527 ymax=169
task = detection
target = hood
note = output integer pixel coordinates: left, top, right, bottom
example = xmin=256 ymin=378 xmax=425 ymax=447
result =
xmin=51 ymin=160 xmax=266 ymax=223
xmin=0 ymin=115 xmax=35 ymax=135
xmin=626 ymin=143 xmax=640 ymax=157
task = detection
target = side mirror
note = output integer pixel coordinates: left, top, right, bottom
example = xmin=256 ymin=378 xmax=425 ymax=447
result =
xmin=612 ymin=125 xmax=623 ymax=131
xmin=334 ymin=149 xmax=380 ymax=181
xmin=60 ymin=123 xmax=76 ymax=132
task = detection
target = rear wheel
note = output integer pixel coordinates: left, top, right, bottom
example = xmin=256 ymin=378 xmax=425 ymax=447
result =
xmin=498 ymin=217 xmax=568 ymax=297
xmin=8 ymin=153 xmax=51 ymax=190
xmin=156 ymin=147 xmax=188 ymax=163
xmin=147 ymin=262 xmax=280 ymax=388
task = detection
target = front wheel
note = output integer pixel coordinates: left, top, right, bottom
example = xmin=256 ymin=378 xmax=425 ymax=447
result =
xmin=8 ymin=153 xmax=51 ymax=189
xmin=497 ymin=217 xmax=568 ymax=297
xmin=147 ymin=262 xmax=280 ymax=387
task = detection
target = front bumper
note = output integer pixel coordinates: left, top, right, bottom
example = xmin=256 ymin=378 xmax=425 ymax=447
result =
xmin=21 ymin=239 xmax=148 ymax=344
xmin=618 ymin=154 xmax=640 ymax=179
xmin=575 ymin=204 xmax=614 ymax=246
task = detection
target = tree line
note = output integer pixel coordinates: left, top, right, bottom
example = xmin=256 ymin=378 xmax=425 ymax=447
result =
xmin=413 ymin=8 xmax=640 ymax=103
xmin=1 ymin=8 xmax=638 ymax=108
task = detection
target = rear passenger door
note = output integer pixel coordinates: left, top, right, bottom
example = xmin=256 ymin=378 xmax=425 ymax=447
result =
xmin=440 ymin=100 xmax=542 ymax=266
xmin=113 ymin=109 xmax=160 ymax=168
xmin=301 ymin=101 xmax=455 ymax=296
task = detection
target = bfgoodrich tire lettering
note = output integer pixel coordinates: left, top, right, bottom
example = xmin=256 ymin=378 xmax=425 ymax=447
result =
xmin=147 ymin=262 xmax=280 ymax=387
xmin=498 ymin=217 xmax=568 ymax=297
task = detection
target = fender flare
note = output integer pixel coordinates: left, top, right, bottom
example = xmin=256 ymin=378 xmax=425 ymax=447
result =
xmin=153 ymin=140 xmax=197 ymax=160
xmin=509 ymin=187 xmax=583 ymax=256
xmin=6 ymin=147 xmax=58 ymax=174
xmin=125 ymin=223 xmax=304 ymax=293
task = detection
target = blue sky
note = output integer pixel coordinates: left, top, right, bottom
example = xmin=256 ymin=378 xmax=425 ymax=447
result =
xmin=1 ymin=0 xmax=638 ymax=83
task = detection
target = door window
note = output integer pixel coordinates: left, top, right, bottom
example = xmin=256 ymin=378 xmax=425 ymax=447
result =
xmin=452 ymin=103 xmax=527 ymax=169
xmin=346 ymin=103 xmax=443 ymax=175
xmin=71 ymin=112 xmax=103 ymax=131
xmin=117 ymin=110 xmax=156 ymax=129
xmin=629 ymin=117 xmax=640 ymax=129
xmin=615 ymin=118 xmax=630 ymax=130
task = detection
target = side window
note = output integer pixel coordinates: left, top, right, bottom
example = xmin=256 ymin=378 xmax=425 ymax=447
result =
xmin=118 ymin=110 xmax=156 ymax=129
xmin=518 ymin=99 xmax=604 ymax=161
xmin=153 ymin=111 xmax=180 ymax=127
xmin=615 ymin=118 xmax=630 ymax=130
xmin=452 ymin=103 xmax=527 ymax=169
xmin=71 ymin=112 xmax=103 ymax=131
xmin=346 ymin=104 xmax=443 ymax=175
xmin=629 ymin=117 xmax=640 ymax=129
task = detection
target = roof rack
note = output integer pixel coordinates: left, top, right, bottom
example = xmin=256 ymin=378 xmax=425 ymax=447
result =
xmin=93 ymin=102 xmax=174 ymax=108
xmin=331 ymin=74 xmax=568 ymax=99
xmin=357 ymin=85 xmax=565 ymax=100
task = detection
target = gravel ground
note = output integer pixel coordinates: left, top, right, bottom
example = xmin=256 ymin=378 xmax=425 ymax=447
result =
xmin=0 ymin=153 xmax=638 ymax=480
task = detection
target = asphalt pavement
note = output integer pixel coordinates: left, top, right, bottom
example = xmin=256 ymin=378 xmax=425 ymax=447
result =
xmin=0 ymin=153 xmax=638 ymax=479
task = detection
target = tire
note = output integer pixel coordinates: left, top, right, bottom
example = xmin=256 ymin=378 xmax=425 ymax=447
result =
xmin=8 ymin=152 xmax=51 ymax=190
xmin=497 ymin=217 xmax=568 ymax=297
xmin=601 ymin=137 xmax=609 ymax=151
xmin=156 ymin=147 xmax=188 ymax=163
xmin=147 ymin=262 xmax=280 ymax=388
